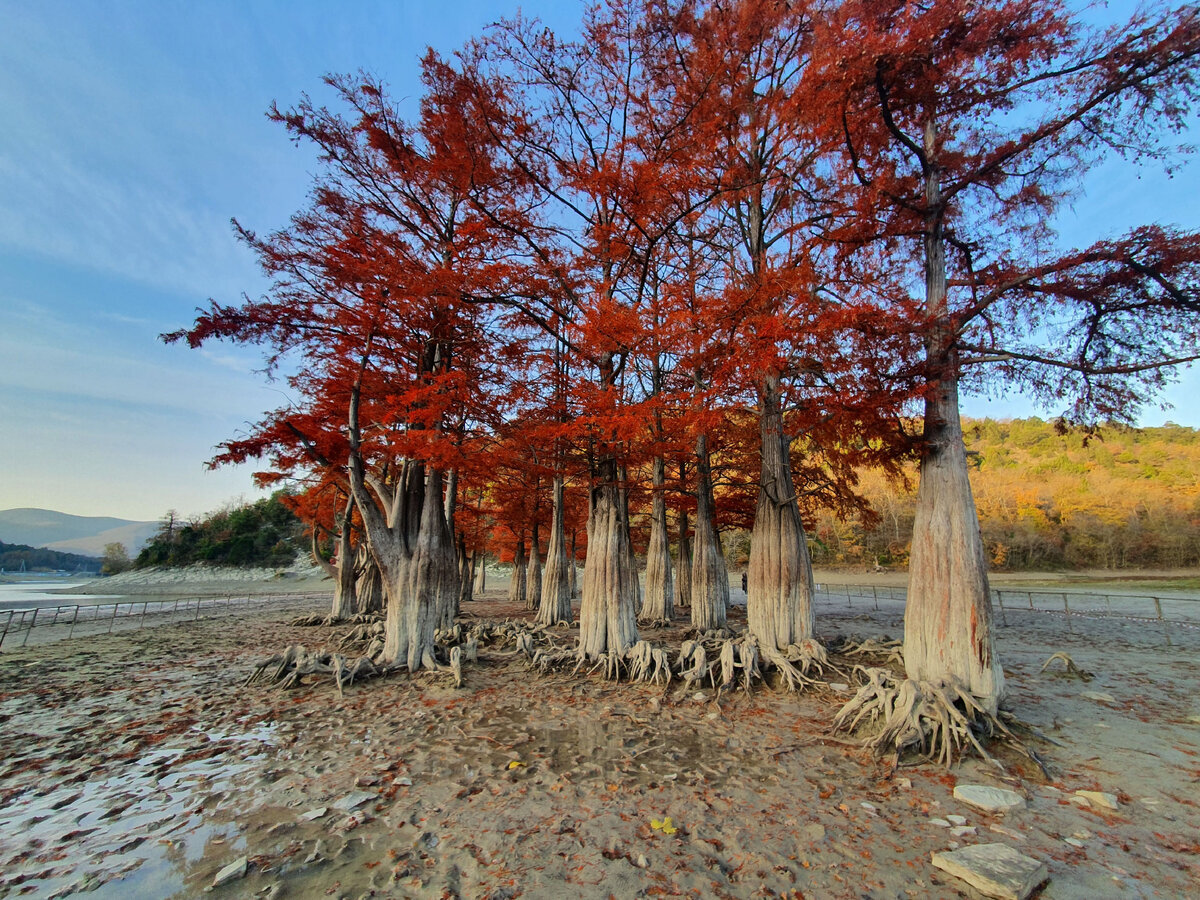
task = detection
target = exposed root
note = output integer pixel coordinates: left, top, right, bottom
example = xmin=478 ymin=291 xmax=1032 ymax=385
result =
xmin=832 ymin=667 xmax=1018 ymax=770
xmin=244 ymin=643 xmax=381 ymax=695
xmin=712 ymin=638 xmax=762 ymax=696
xmin=627 ymin=641 xmax=673 ymax=685
xmin=837 ymin=636 xmax=904 ymax=668
xmin=337 ymin=621 xmax=384 ymax=652
xmin=1040 ymin=652 xmax=1093 ymax=681
xmin=676 ymin=640 xmax=711 ymax=692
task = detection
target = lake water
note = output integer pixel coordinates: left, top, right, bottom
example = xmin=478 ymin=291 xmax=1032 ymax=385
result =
xmin=0 ymin=580 xmax=122 ymax=610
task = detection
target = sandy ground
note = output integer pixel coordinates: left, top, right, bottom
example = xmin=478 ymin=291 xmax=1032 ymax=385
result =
xmin=1 ymin=573 xmax=1199 ymax=899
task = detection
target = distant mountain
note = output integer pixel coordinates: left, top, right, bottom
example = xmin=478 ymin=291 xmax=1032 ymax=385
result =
xmin=0 ymin=508 xmax=159 ymax=557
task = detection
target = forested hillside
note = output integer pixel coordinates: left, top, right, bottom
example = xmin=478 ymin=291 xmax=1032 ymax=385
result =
xmin=808 ymin=418 xmax=1200 ymax=570
xmin=134 ymin=494 xmax=304 ymax=569
xmin=0 ymin=541 xmax=99 ymax=574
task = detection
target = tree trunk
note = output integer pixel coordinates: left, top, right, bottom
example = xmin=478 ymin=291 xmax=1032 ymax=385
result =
xmin=578 ymin=479 xmax=641 ymax=658
xmin=537 ymin=475 xmax=573 ymax=625
xmin=314 ymin=495 xmax=358 ymax=620
xmin=675 ymin=506 xmax=692 ymax=609
xmin=904 ymin=371 xmax=1003 ymax=710
xmin=409 ymin=467 xmax=459 ymax=667
xmin=568 ymin=531 xmax=578 ymax=598
xmin=474 ymin=554 xmax=487 ymax=593
xmin=690 ymin=433 xmax=728 ymax=631
xmin=640 ymin=455 xmax=674 ymax=625
xmin=746 ymin=374 xmax=815 ymax=651
xmin=508 ymin=538 xmax=527 ymax=606
xmin=354 ymin=544 xmax=385 ymax=615
xmin=459 ymin=543 xmax=475 ymax=606
xmin=904 ymin=115 xmax=1004 ymax=712
xmin=526 ymin=522 xmax=542 ymax=612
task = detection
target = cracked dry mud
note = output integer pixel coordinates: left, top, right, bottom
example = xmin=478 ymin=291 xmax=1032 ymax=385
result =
xmin=1 ymin=592 xmax=1199 ymax=899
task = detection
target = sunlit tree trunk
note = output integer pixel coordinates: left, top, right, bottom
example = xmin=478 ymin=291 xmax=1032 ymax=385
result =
xmin=537 ymin=475 xmax=573 ymax=625
xmin=508 ymin=537 xmax=527 ymax=606
xmin=904 ymin=116 xmax=1003 ymax=711
xmin=474 ymin=554 xmax=487 ymax=594
xmin=640 ymin=455 xmax=674 ymax=625
xmin=579 ymin=353 xmax=640 ymax=658
xmin=746 ymin=374 xmax=815 ymax=650
xmin=690 ymin=432 xmax=728 ymax=631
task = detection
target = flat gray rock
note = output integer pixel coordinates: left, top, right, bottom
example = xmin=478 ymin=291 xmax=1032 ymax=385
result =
xmin=332 ymin=790 xmax=376 ymax=811
xmin=212 ymin=856 xmax=248 ymax=888
xmin=954 ymin=784 xmax=1026 ymax=814
xmin=931 ymin=843 xmax=1047 ymax=900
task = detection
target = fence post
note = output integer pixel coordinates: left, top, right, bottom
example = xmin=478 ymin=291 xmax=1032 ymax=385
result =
xmin=108 ymin=603 xmax=119 ymax=634
xmin=1062 ymin=593 xmax=1072 ymax=633
xmin=68 ymin=604 xmax=81 ymax=638
xmin=22 ymin=607 xmax=40 ymax=647
xmin=139 ymin=600 xmax=149 ymax=630
xmin=195 ymin=598 xmax=202 ymax=620
xmin=997 ymin=591 xmax=1008 ymax=627
xmin=1153 ymin=598 xmax=1172 ymax=647
xmin=0 ymin=609 xmax=14 ymax=649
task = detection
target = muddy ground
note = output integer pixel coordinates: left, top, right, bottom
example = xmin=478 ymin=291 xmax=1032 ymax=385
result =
xmin=1 ymin=589 xmax=1198 ymax=899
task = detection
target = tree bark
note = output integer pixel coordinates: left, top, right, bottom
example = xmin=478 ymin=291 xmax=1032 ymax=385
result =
xmin=640 ymin=455 xmax=674 ymax=625
xmin=578 ymin=479 xmax=641 ymax=658
xmin=410 ymin=467 xmax=459 ymax=666
xmin=315 ymin=493 xmax=357 ymax=620
xmin=904 ymin=114 xmax=1004 ymax=711
xmin=526 ymin=522 xmax=542 ymax=612
xmin=354 ymin=544 xmax=385 ymax=615
xmin=568 ymin=530 xmax=578 ymax=598
xmin=508 ymin=538 xmax=527 ymax=606
xmin=537 ymin=475 xmax=573 ymax=625
xmin=746 ymin=374 xmax=815 ymax=650
xmin=474 ymin=554 xmax=487 ymax=593
xmin=675 ymin=505 xmax=692 ymax=609
xmin=690 ymin=433 xmax=728 ymax=631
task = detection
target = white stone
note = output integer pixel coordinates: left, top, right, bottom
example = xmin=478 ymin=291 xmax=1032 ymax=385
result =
xmin=953 ymin=784 xmax=1026 ymax=814
xmin=300 ymin=807 xmax=327 ymax=821
xmin=931 ymin=843 xmax=1047 ymax=900
xmin=1074 ymin=790 xmax=1119 ymax=811
xmin=830 ymin=682 xmax=850 ymax=692
xmin=1081 ymin=691 xmax=1116 ymax=704
xmin=1064 ymin=837 xmax=1086 ymax=849
xmin=212 ymin=857 xmax=248 ymax=888
xmin=946 ymin=815 xmax=967 ymax=826
xmin=929 ymin=818 xmax=951 ymax=827
xmin=332 ymin=791 xmax=376 ymax=811
xmin=951 ymin=826 xmax=978 ymax=838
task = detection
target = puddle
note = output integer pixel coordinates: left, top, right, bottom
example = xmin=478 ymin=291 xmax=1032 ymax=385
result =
xmin=0 ymin=724 xmax=277 ymax=898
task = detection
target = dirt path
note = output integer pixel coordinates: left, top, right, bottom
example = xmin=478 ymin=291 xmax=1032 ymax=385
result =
xmin=1 ymin=593 xmax=1197 ymax=899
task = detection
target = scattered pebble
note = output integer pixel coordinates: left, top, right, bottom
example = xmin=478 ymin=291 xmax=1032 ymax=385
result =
xmin=1081 ymin=691 xmax=1117 ymax=704
xmin=1074 ymin=790 xmax=1119 ymax=811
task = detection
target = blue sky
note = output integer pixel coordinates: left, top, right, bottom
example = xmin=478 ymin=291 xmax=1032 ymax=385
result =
xmin=0 ymin=1 xmax=1196 ymax=521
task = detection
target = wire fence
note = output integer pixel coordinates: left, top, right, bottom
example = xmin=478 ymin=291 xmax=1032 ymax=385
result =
xmin=0 ymin=592 xmax=330 ymax=651
xmin=2 ymin=582 xmax=1195 ymax=652
xmin=812 ymin=582 xmax=1199 ymax=649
